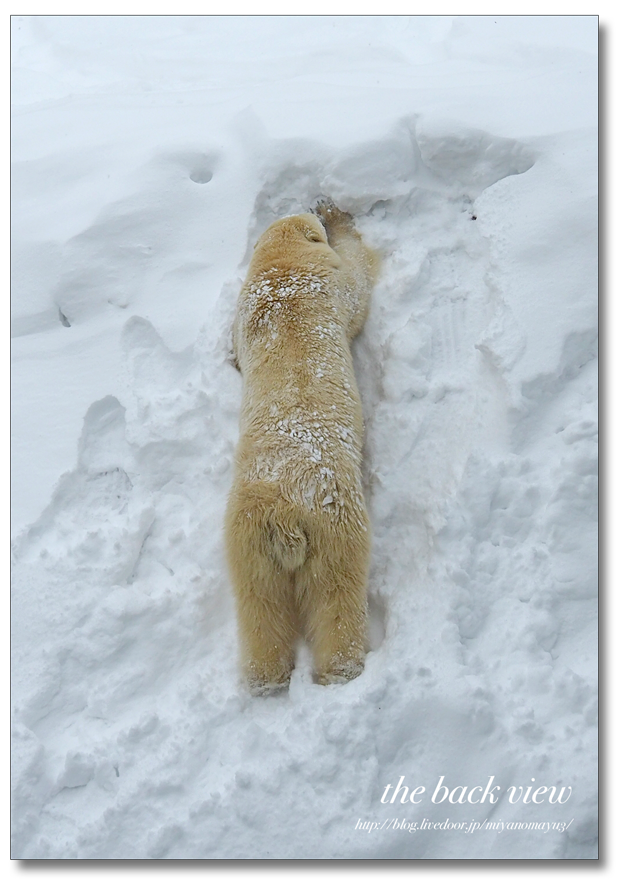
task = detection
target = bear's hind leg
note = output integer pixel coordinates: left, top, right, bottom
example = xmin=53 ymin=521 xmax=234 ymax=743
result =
xmin=233 ymin=563 xmax=298 ymax=694
xmin=299 ymin=562 xmax=368 ymax=686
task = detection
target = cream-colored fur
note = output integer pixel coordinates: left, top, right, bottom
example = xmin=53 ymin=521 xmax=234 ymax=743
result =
xmin=225 ymin=203 xmax=379 ymax=693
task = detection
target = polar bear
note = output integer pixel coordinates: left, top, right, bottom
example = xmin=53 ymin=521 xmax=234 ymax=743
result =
xmin=225 ymin=202 xmax=379 ymax=693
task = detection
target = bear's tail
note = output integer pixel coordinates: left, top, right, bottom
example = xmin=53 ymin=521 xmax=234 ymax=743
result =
xmin=228 ymin=481 xmax=309 ymax=572
xmin=268 ymin=515 xmax=308 ymax=571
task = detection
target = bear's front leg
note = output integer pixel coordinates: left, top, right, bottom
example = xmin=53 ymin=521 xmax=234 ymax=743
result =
xmin=313 ymin=199 xmax=355 ymax=246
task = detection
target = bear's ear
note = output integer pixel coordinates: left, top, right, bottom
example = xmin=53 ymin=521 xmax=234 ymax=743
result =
xmin=305 ymin=228 xmax=323 ymax=243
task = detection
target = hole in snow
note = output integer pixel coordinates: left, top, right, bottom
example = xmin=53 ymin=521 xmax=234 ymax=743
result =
xmin=190 ymin=168 xmax=213 ymax=184
xmin=367 ymin=592 xmax=387 ymax=651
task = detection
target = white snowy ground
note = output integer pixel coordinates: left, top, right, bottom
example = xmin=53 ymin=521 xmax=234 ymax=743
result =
xmin=11 ymin=15 xmax=598 ymax=860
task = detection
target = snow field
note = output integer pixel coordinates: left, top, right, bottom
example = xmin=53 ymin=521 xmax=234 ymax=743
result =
xmin=11 ymin=16 xmax=597 ymax=860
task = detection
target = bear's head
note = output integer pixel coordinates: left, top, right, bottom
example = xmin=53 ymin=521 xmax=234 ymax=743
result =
xmin=249 ymin=213 xmax=341 ymax=273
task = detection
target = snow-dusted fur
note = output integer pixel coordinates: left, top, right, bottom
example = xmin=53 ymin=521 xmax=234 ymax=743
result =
xmin=225 ymin=204 xmax=379 ymax=692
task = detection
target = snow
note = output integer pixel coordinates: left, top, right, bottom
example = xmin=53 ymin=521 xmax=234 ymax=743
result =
xmin=11 ymin=14 xmax=598 ymax=860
